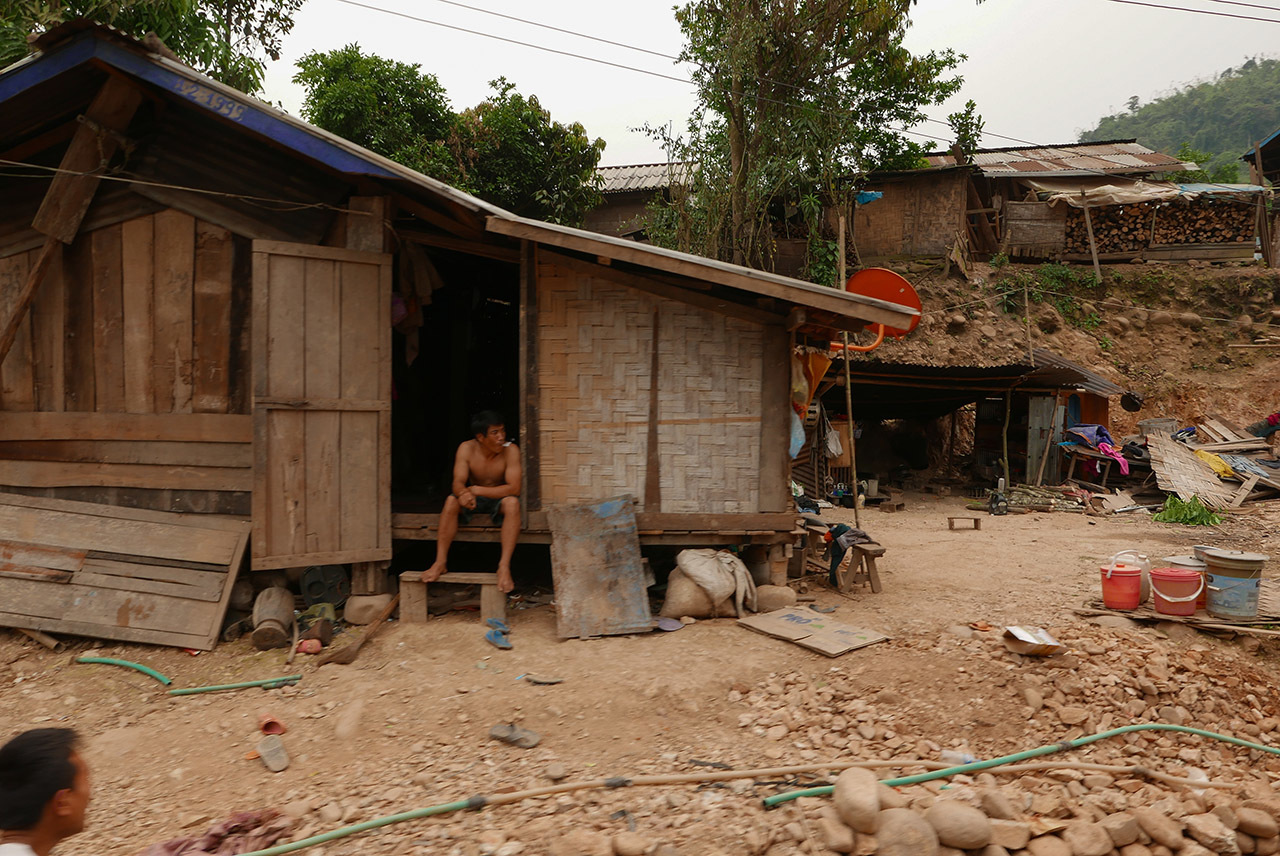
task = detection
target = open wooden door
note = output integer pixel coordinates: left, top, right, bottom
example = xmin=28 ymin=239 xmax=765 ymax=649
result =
xmin=251 ymin=241 xmax=391 ymax=570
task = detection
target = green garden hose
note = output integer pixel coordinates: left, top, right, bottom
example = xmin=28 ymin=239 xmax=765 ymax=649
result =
xmin=75 ymin=657 xmax=171 ymax=686
xmin=234 ymin=723 xmax=1277 ymax=856
xmin=761 ymin=723 xmax=1280 ymax=807
xmin=168 ymin=675 xmax=302 ymax=695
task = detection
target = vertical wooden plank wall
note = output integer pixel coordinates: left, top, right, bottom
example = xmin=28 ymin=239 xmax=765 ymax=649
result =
xmin=0 ymin=210 xmax=250 ymax=510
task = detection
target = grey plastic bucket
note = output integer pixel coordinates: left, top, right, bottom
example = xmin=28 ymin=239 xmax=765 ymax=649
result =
xmin=1202 ymin=548 xmax=1268 ymax=620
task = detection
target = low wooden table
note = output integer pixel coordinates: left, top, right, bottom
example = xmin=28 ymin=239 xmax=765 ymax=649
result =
xmin=399 ymin=570 xmax=507 ymax=624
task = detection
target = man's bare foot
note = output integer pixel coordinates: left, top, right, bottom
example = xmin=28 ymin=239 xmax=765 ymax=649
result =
xmin=496 ymin=566 xmax=514 ymax=593
xmin=421 ymin=562 xmax=446 ymax=583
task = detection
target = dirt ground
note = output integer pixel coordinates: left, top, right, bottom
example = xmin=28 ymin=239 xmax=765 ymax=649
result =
xmin=4 ymin=496 xmax=1279 ymax=856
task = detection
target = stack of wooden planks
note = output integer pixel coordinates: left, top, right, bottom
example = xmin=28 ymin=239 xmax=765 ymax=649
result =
xmin=1188 ymin=415 xmax=1270 ymax=453
xmin=0 ymin=492 xmax=249 ymax=649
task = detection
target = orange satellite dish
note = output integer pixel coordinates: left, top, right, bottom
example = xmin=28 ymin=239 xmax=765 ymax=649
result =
xmin=844 ymin=268 xmax=921 ymax=339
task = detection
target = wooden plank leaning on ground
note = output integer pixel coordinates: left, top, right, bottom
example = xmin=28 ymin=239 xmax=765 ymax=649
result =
xmin=0 ymin=492 xmax=251 ymax=650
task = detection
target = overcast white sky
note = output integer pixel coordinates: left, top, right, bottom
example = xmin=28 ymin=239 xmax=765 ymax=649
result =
xmin=260 ymin=0 xmax=1280 ymax=166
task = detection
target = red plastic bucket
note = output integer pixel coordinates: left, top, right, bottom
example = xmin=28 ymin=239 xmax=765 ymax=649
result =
xmin=1150 ymin=566 xmax=1204 ymax=616
xmin=1100 ymin=564 xmax=1142 ymax=609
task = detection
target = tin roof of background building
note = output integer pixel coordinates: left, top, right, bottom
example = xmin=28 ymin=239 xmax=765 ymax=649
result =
xmin=924 ymin=140 xmax=1196 ymax=177
xmin=598 ymin=162 xmax=690 ymax=193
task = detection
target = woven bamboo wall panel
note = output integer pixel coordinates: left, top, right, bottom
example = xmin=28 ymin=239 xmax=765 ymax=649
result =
xmin=655 ymin=303 xmax=762 ymax=513
xmin=537 ymin=266 xmax=763 ymax=513
xmin=538 ymin=273 xmax=653 ymax=507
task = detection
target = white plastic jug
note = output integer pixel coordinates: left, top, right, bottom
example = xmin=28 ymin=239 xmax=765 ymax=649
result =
xmin=1107 ymin=550 xmax=1151 ymax=605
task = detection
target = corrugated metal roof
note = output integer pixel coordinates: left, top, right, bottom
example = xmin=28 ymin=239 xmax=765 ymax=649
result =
xmin=1027 ymin=349 xmax=1125 ymax=396
xmin=597 ymin=162 xmax=690 ymax=193
xmin=927 ymin=140 xmax=1196 ymax=177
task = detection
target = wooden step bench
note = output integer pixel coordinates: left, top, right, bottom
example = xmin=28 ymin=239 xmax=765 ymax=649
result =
xmin=399 ymin=570 xmax=506 ymax=625
xmin=947 ymin=516 xmax=981 ymax=531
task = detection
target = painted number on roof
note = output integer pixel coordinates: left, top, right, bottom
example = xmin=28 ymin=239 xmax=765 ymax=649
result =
xmin=172 ymin=80 xmax=246 ymax=121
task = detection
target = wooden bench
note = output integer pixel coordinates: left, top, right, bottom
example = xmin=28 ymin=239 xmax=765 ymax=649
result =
xmin=836 ymin=543 xmax=884 ymax=593
xmin=948 ymin=516 xmax=981 ymax=531
xmin=399 ymin=571 xmax=507 ymax=625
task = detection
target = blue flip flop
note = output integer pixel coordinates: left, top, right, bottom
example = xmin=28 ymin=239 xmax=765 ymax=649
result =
xmin=484 ymin=628 xmax=512 ymax=650
xmin=486 ymin=618 xmax=511 ymax=634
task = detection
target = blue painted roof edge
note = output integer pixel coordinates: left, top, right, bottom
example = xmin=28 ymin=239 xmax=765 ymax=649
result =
xmin=0 ymin=30 xmax=401 ymax=181
xmin=1242 ymin=126 xmax=1280 ymax=160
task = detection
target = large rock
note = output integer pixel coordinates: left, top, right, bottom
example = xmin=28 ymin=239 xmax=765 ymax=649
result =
xmin=611 ymin=832 xmax=652 ymax=856
xmin=875 ymin=808 xmax=939 ymax=856
xmin=925 ymin=800 xmax=992 ymax=849
xmin=1238 ymin=807 xmax=1279 ymax=839
xmin=1101 ymin=812 xmax=1141 ymax=847
xmin=989 ymin=819 xmax=1030 ymax=850
xmin=1133 ymin=807 xmax=1185 ymax=849
xmin=753 ymin=585 xmax=797 ymax=612
xmin=549 ymin=831 xmax=612 ymax=856
xmin=1183 ymin=812 xmax=1238 ymax=852
xmin=832 ymin=767 xmax=881 ymax=833
xmin=1025 ymin=835 xmax=1072 ymax=856
xmin=817 ymin=812 xmax=855 ymax=854
xmin=980 ymin=789 xmax=1019 ymax=820
xmin=1061 ymin=821 xmax=1116 ymax=856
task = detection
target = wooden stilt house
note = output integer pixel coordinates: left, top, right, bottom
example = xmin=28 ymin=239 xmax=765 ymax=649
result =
xmin=0 ymin=24 xmax=917 ymax=645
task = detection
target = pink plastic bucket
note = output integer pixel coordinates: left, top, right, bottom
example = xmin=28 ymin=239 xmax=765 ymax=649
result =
xmin=1150 ymin=566 xmax=1204 ymax=616
xmin=1100 ymin=564 xmax=1142 ymax=609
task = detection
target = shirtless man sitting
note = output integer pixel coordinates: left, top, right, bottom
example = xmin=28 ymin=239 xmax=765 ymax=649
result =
xmin=421 ymin=411 xmax=521 ymax=593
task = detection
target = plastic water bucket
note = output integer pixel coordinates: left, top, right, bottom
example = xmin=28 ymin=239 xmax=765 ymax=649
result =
xmin=1150 ymin=567 xmax=1204 ymax=616
xmin=1163 ymin=555 xmax=1208 ymax=609
xmin=1100 ymin=564 xmax=1142 ymax=609
xmin=1203 ymin=548 xmax=1268 ymax=620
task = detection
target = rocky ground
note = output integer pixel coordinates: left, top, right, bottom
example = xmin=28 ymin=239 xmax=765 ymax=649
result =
xmin=3 ymin=497 xmax=1280 ymax=856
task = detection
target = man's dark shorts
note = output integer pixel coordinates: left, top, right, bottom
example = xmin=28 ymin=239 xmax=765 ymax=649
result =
xmin=460 ymin=495 xmax=504 ymax=526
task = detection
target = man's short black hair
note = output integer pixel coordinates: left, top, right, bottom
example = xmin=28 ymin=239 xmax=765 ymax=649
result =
xmin=470 ymin=410 xmax=504 ymax=438
xmin=0 ymin=728 xmax=79 ymax=830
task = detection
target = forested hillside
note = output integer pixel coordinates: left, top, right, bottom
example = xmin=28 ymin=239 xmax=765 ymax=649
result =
xmin=1079 ymin=57 xmax=1280 ymax=180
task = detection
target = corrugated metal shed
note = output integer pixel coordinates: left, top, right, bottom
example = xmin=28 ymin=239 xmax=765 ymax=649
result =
xmin=598 ymin=162 xmax=689 ymax=194
xmin=925 ymin=140 xmax=1196 ymax=178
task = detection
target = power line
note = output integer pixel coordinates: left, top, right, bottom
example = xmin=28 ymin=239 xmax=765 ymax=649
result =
xmin=425 ymin=0 xmax=679 ymax=61
xmin=1201 ymin=0 xmax=1280 ymax=13
xmin=329 ymin=0 xmax=1265 ymax=200
xmin=1104 ymin=0 xmax=1280 ymax=24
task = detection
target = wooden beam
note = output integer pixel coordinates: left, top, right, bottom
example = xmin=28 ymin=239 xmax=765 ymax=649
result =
xmin=33 ymin=76 xmax=145 ymax=243
xmin=486 ymin=216 xmax=917 ymax=330
xmin=543 ymin=250 xmax=783 ymax=328
xmin=0 ymin=412 xmax=252 ymax=443
xmin=392 ymin=195 xmax=484 ymax=240
xmin=519 ymin=240 xmax=541 ymax=517
xmin=398 ymin=226 xmax=520 ymax=263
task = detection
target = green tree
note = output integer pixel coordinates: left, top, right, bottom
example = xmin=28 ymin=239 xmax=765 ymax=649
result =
xmin=1166 ymin=141 xmax=1241 ymax=184
xmin=947 ymin=99 xmax=984 ymax=163
xmin=0 ymin=0 xmax=303 ymax=94
xmin=644 ymin=0 xmax=962 ymax=275
xmin=1081 ymin=57 xmax=1280 ymax=182
xmin=294 ymin=44 xmax=459 ymax=183
xmin=295 ymin=46 xmax=605 ymax=225
xmin=454 ymin=78 xmax=605 ymax=225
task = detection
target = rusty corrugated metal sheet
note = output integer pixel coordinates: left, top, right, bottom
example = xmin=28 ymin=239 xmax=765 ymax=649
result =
xmin=597 ymin=162 xmax=690 ymax=193
xmin=925 ymin=140 xmax=1196 ymax=177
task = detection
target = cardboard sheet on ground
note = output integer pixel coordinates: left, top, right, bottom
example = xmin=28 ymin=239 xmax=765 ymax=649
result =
xmin=738 ymin=608 xmax=888 ymax=656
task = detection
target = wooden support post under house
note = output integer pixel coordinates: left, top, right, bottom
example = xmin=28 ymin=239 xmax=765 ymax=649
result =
xmin=837 ymin=214 xmax=861 ymax=529
xmin=1080 ymin=193 xmax=1103 ymax=283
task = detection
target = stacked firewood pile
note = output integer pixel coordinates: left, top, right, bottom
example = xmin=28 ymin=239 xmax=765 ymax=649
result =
xmin=1064 ymin=199 xmax=1255 ymax=253
xmin=1151 ymin=199 xmax=1255 ymax=245
xmin=1064 ymin=202 xmax=1154 ymax=253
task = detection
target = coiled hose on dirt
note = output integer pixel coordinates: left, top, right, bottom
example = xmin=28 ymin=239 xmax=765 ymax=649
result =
xmin=235 ymin=723 xmax=1279 ymax=856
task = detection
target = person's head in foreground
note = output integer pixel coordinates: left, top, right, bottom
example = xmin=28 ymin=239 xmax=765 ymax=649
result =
xmin=0 ymin=728 xmax=90 ymax=856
